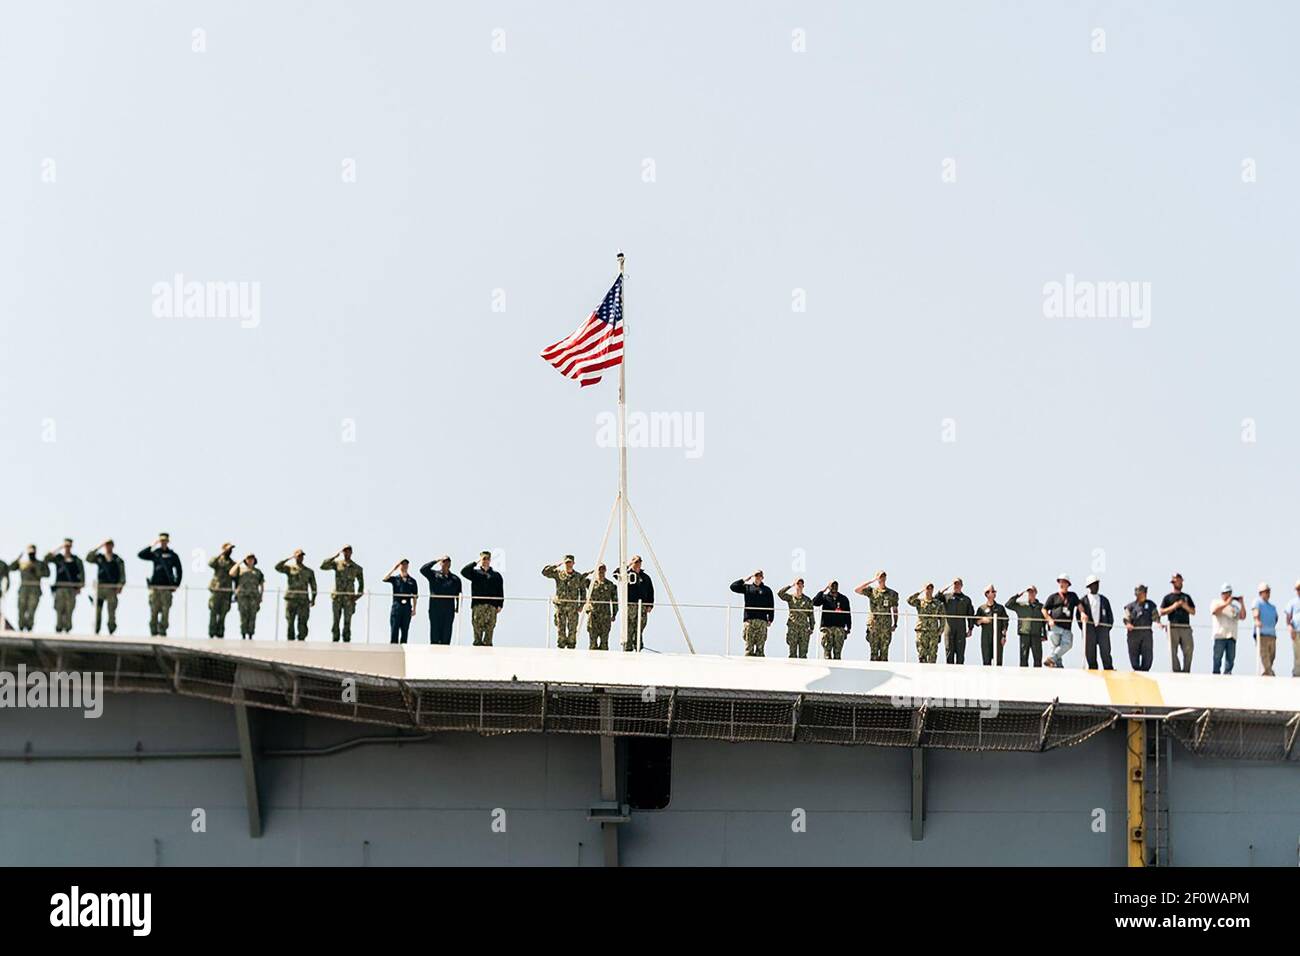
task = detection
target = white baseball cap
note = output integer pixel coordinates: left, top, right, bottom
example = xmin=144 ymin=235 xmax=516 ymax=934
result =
xmin=1056 ymin=572 xmax=1071 ymax=584
xmin=1220 ymin=582 xmax=1233 ymax=594
xmin=1084 ymin=574 xmax=1100 ymax=586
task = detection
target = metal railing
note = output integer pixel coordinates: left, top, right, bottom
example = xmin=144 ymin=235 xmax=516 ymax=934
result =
xmin=0 ymin=581 xmax=1293 ymax=675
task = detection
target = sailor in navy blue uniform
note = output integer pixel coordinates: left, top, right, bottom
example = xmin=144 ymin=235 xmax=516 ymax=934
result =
xmin=383 ymin=559 xmax=419 ymax=644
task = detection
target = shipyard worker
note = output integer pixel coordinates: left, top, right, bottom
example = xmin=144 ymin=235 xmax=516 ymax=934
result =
xmin=730 ymin=570 xmax=775 ymax=657
xmin=1158 ymin=573 xmax=1196 ymax=672
xmin=230 ymin=554 xmax=265 ymax=639
xmin=855 ymin=571 xmax=900 ymax=661
xmin=1006 ymin=586 xmax=1046 ymax=667
xmin=614 ymin=556 xmax=654 ymax=651
xmin=1252 ymin=583 xmax=1278 ymax=677
xmin=1210 ymin=584 xmax=1244 ymax=675
xmin=1078 ymin=574 xmax=1115 ymax=671
xmin=321 ymin=545 xmax=365 ymax=643
xmin=419 ymin=554 xmax=461 ymax=645
xmin=207 ymin=542 xmax=238 ymax=638
xmin=907 ymin=583 xmax=945 ymax=663
xmin=583 ymin=563 xmax=618 ymax=650
xmin=8 ymin=546 xmax=49 ymax=631
xmin=383 ymin=559 xmax=418 ymax=644
xmin=43 ymin=538 xmax=85 ymax=633
xmin=1042 ymin=574 xmax=1080 ymax=668
xmin=138 ymin=534 xmax=183 ymax=637
xmin=461 ymin=551 xmax=505 ymax=646
xmin=940 ymin=578 xmax=975 ymax=665
xmin=274 ymin=549 xmax=318 ymax=641
xmin=974 ymin=585 xmax=1010 ymax=666
xmin=777 ymin=578 xmax=815 ymax=658
xmin=813 ymin=581 xmax=852 ymax=659
xmin=1285 ymin=581 xmax=1300 ymax=677
xmin=543 ymin=555 xmax=587 ymax=650
xmin=1123 ymin=585 xmax=1160 ymax=672
xmin=86 ymin=540 xmax=126 ymax=636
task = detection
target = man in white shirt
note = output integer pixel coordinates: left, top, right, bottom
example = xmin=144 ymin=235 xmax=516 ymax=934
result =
xmin=1285 ymin=581 xmax=1300 ymax=678
xmin=1210 ymin=583 xmax=1245 ymax=675
xmin=1078 ymin=574 xmax=1115 ymax=670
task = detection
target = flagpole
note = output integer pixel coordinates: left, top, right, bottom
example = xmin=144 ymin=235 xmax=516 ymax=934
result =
xmin=616 ymin=251 xmax=629 ymax=646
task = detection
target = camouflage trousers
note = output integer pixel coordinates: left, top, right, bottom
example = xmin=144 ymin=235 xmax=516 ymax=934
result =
xmin=867 ymin=625 xmax=893 ymax=661
xmin=587 ymin=612 xmax=612 ymax=650
xmin=17 ymin=587 xmax=41 ymax=631
xmin=622 ymin=607 xmax=649 ymax=651
xmin=52 ymin=587 xmax=79 ymax=633
xmin=284 ymin=599 xmax=310 ymax=641
xmin=743 ymin=619 xmax=769 ymax=657
xmin=786 ymin=626 xmax=812 ymax=658
xmin=554 ymin=603 xmax=580 ymax=649
xmin=148 ymin=588 xmax=174 ymax=636
xmin=471 ymin=605 xmax=499 ymax=646
xmin=94 ymin=586 xmax=120 ymax=635
xmin=237 ymin=595 xmax=261 ymax=638
xmin=821 ymin=626 xmax=846 ymax=659
xmin=208 ymin=589 xmax=233 ymax=638
xmin=331 ymin=596 xmax=358 ymax=642
xmin=916 ymin=630 xmax=941 ymax=664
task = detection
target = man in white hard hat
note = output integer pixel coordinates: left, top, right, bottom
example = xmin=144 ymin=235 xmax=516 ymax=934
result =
xmin=1252 ymin=582 xmax=1278 ymax=676
xmin=1078 ymin=573 xmax=1115 ymax=670
xmin=1286 ymin=581 xmax=1300 ymax=677
xmin=1210 ymin=583 xmax=1245 ymax=675
xmin=1042 ymin=574 xmax=1080 ymax=668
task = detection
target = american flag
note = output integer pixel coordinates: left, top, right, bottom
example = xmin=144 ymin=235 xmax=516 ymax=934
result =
xmin=540 ymin=275 xmax=624 ymax=387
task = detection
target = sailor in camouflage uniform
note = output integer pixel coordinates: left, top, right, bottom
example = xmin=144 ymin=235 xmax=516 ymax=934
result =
xmin=207 ymin=542 xmax=238 ymax=638
xmin=777 ymin=578 xmax=815 ymax=658
xmin=231 ymin=554 xmax=265 ymax=639
xmin=86 ymin=540 xmax=126 ymax=635
xmin=321 ymin=545 xmax=365 ymax=642
xmin=543 ymin=555 xmax=586 ymax=650
xmin=43 ymin=538 xmax=85 ymax=633
xmin=856 ymin=570 xmax=900 ymax=661
xmin=583 ymin=563 xmax=618 ymax=650
xmin=730 ymin=571 xmax=775 ymax=657
xmin=8 ymin=545 xmax=50 ymax=631
xmin=274 ymin=549 xmax=318 ymax=641
xmin=907 ymin=582 xmax=946 ymax=663
xmin=812 ymin=581 xmax=852 ymax=659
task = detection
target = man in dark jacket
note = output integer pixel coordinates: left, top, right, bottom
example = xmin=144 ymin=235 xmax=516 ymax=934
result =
xmin=730 ymin=570 xmax=775 ymax=657
xmin=420 ymin=554 xmax=462 ymax=645
xmin=813 ymin=581 xmax=852 ymax=659
xmin=941 ymin=578 xmax=976 ymax=664
xmin=138 ymin=533 xmax=183 ymax=636
xmin=1123 ymin=584 xmax=1161 ymax=672
xmin=614 ymin=556 xmax=654 ymax=651
xmin=1078 ymin=574 xmax=1115 ymax=670
xmin=86 ymin=539 xmax=126 ymax=635
xmin=461 ymin=551 xmax=504 ymax=646
xmin=43 ymin=538 xmax=85 ymax=633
